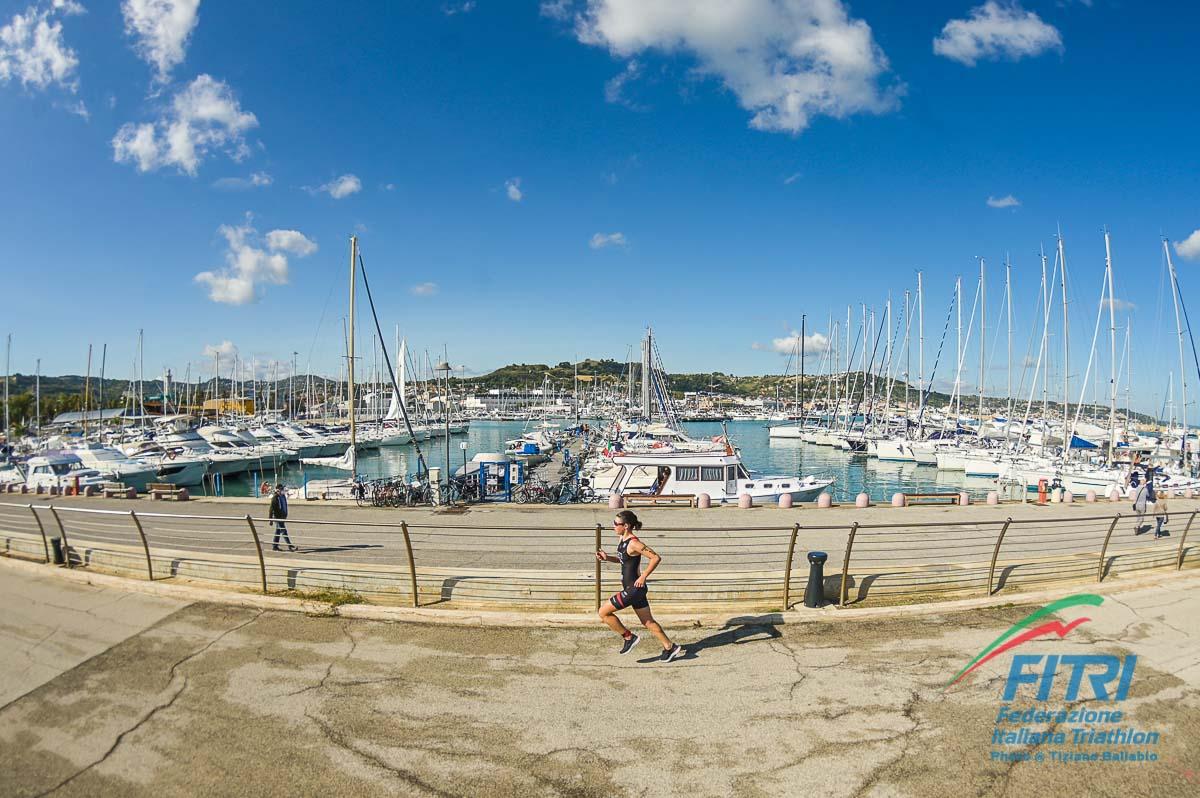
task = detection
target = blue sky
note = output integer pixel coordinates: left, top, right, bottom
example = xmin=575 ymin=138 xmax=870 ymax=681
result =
xmin=2 ymin=1 xmax=1199 ymax=417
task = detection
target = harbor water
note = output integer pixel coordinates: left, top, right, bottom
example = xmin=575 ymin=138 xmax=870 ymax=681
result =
xmin=208 ymin=421 xmax=1008 ymax=502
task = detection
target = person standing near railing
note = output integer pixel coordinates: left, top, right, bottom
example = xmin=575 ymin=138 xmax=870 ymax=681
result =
xmin=269 ymin=483 xmax=296 ymax=552
xmin=596 ymin=509 xmax=683 ymax=662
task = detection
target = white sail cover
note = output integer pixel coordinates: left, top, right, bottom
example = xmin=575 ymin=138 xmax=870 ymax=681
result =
xmin=384 ymin=337 xmax=407 ymax=421
xmin=300 ymin=445 xmax=355 ymax=470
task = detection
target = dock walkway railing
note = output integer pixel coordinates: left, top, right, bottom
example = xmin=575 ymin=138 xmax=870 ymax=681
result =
xmin=1 ymin=501 xmax=1196 ymax=611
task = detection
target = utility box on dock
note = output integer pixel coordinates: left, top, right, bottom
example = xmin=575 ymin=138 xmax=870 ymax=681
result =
xmin=479 ymin=461 xmax=523 ymax=502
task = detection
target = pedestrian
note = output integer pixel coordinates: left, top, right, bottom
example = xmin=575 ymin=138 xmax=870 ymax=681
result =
xmin=1150 ymin=471 xmax=1169 ymax=538
xmin=269 ymin=483 xmax=296 ymax=551
xmin=1132 ymin=473 xmax=1150 ymax=534
xmin=595 ymin=510 xmax=683 ymax=662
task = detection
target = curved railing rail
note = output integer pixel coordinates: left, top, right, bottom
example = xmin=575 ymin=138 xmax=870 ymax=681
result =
xmin=0 ymin=501 xmax=1196 ymax=611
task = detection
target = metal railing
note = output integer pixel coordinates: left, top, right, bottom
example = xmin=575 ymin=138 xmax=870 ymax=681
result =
xmin=1 ymin=501 xmax=1196 ymax=611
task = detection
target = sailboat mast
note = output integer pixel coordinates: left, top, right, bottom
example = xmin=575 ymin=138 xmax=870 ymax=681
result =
xmin=799 ymin=315 xmax=805 ymax=419
xmin=917 ymin=272 xmax=924 ymax=436
xmin=1005 ymin=255 xmax=1012 ymax=417
xmin=83 ymin=344 xmax=92 ymax=436
xmin=978 ymin=258 xmax=986 ymax=420
xmin=348 ymin=235 xmax=358 ymax=472
xmin=955 ymin=276 xmax=962 ymax=420
xmin=884 ymin=298 xmax=891 ymax=427
xmin=1040 ymin=247 xmax=1049 ymax=445
xmin=845 ymin=306 xmax=851 ymax=417
xmin=1164 ymin=238 xmax=1188 ymax=467
xmin=1058 ymin=234 xmax=1070 ymax=441
xmin=1104 ymin=229 xmax=1117 ymax=463
xmin=3 ymin=333 xmax=10 ymax=450
xmin=904 ymin=290 xmax=911 ymax=414
xmin=1125 ymin=320 xmax=1132 ymax=437
xmin=99 ymin=343 xmax=106 ymax=416
xmin=35 ymin=358 xmax=40 ymax=437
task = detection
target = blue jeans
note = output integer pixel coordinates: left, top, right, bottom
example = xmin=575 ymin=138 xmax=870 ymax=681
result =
xmin=273 ymin=521 xmax=293 ymax=548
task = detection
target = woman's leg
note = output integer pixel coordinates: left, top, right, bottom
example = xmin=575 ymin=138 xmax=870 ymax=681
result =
xmin=634 ymin=605 xmax=673 ymax=649
xmin=598 ymin=602 xmax=629 ymax=636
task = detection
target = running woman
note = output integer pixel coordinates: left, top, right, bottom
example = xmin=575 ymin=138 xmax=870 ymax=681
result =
xmin=596 ymin=509 xmax=683 ymax=662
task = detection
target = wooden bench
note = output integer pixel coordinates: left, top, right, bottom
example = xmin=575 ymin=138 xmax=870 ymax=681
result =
xmin=903 ymin=492 xmax=961 ymax=506
xmin=148 ymin=482 xmax=188 ymax=501
xmin=102 ymin=481 xmax=134 ymax=499
xmin=624 ymin=494 xmax=698 ymax=508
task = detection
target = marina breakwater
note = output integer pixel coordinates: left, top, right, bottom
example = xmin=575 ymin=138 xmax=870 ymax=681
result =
xmin=2 ymin=497 xmax=1197 ymax=612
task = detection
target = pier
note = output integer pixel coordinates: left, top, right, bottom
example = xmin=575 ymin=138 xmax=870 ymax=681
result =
xmin=2 ymin=495 xmax=1196 ymax=614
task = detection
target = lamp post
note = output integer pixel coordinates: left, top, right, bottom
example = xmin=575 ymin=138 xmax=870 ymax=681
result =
xmin=436 ymin=360 xmax=452 ymax=497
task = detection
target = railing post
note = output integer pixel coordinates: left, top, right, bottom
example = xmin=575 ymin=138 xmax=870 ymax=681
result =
xmin=129 ymin=510 xmax=154 ymax=581
xmin=783 ymin=522 xmax=800 ymax=610
xmin=400 ymin=521 xmax=419 ymax=608
xmin=839 ymin=522 xmax=859 ymax=607
xmin=986 ymin=518 xmax=1013 ymax=596
xmin=1097 ymin=514 xmax=1121 ymax=583
xmin=28 ymin=504 xmax=50 ymax=563
xmin=244 ymin=515 xmax=268 ymax=594
xmin=1177 ymin=510 xmax=1198 ymax=570
xmin=594 ymin=523 xmax=603 ymax=611
xmin=48 ymin=505 xmax=71 ymax=568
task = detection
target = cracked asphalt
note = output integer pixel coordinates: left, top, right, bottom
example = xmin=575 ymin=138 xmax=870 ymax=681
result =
xmin=1 ymin=564 xmax=1198 ymax=797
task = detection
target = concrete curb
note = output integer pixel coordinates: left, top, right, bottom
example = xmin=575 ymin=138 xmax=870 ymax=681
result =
xmin=3 ymin=552 xmax=1197 ymax=629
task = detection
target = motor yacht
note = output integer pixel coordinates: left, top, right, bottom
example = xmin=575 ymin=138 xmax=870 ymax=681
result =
xmin=589 ymin=449 xmax=832 ymax=505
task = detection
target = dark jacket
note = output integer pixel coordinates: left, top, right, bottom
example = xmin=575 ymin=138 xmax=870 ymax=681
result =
xmin=268 ymin=492 xmax=288 ymax=520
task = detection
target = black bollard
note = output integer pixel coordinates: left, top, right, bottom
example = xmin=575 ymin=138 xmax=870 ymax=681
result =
xmin=50 ymin=537 xmax=64 ymax=565
xmin=803 ymin=550 xmax=828 ymax=608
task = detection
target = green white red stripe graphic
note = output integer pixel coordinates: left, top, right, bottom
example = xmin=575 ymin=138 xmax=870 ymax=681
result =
xmin=946 ymin=594 xmax=1103 ymax=687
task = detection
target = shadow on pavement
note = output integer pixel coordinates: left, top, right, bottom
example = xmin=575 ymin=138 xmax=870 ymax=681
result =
xmin=637 ymin=614 xmax=783 ymax=663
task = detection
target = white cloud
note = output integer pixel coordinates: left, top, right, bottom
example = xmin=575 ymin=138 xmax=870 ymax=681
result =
xmin=1100 ymin=298 xmax=1135 ymax=312
xmin=442 ymin=1 xmax=476 ymax=15
xmin=762 ymin=330 xmax=830 ymax=355
xmin=505 ymin=177 xmax=523 ymax=201
xmin=382 ymin=182 xmax=395 ymax=191
xmin=1175 ymin=230 xmax=1200 ymax=261
xmin=0 ymin=2 xmax=82 ymax=92
xmin=571 ymin=0 xmax=900 ymax=135
xmin=193 ymin=217 xmax=316 ymax=304
xmin=783 ymin=171 xmax=802 ymax=185
xmin=202 ymin=339 xmax=237 ymax=358
xmin=314 ymin=173 xmax=362 ymax=199
xmin=61 ymin=97 xmax=88 ymax=118
xmin=589 ymin=231 xmax=627 ymax=249
xmin=410 ymin=282 xmax=438 ymax=296
xmin=986 ymin=194 xmax=1020 ymax=208
xmin=540 ymin=1 xmax=572 ymax=21
xmin=212 ymin=171 xmax=272 ymax=190
xmin=121 ymin=0 xmax=200 ymax=85
xmin=265 ymin=229 xmax=317 ymax=256
xmin=604 ymin=59 xmax=645 ymax=109
xmin=934 ymin=1 xmax=1062 ymax=67
xmin=112 ymin=74 xmax=258 ymax=175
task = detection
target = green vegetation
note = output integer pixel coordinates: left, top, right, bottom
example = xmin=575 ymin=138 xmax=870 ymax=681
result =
xmin=275 ymin=587 xmax=363 ymax=616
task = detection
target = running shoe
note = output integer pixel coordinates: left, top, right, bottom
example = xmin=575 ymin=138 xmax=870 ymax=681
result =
xmin=619 ymin=633 xmax=640 ymax=655
xmin=660 ymin=644 xmax=683 ymax=663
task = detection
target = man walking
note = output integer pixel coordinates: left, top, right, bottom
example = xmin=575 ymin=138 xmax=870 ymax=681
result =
xmin=269 ymin=483 xmax=296 ymax=551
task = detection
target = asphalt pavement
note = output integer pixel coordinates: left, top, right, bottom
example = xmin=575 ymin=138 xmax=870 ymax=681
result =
xmin=1 ymin=558 xmax=1197 ymax=796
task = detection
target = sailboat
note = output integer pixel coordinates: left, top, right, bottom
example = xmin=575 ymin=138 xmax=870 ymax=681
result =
xmin=299 ymin=236 xmax=363 ymax=498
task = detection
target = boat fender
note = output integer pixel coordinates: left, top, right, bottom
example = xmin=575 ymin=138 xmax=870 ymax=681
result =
xmin=166 ymin=450 xmax=177 ymax=460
